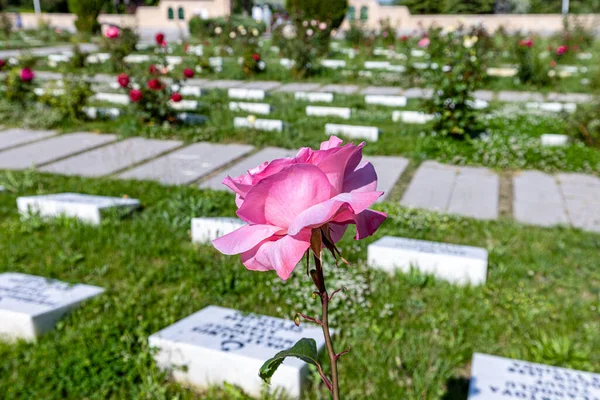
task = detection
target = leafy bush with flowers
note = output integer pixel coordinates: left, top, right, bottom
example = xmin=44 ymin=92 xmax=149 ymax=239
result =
xmin=380 ymin=19 xmax=396 ymax=48
xmin=240 ymin=49 xmax=266 ymax=76
xmin=100 ymin=26 xmax=139 ymax=72
xmin=425 ymin=25 xmax=489 ymax=138
xmin=550 ymin=17 xmax=594 ymax=62
xmin=3 ymin=65 xmax=36 ymax=104
xmin=569 ymin=94 xmax=600 ymax=149
xmin=38 ymin=77 xmax=93 ymax=121
xmin=189 ymin=16 xmax=266 ymax=43
xmin=344 ymin=21 xmax=365 ymax=49
xmin=515 ymin=35 xmax=553 ymax=87
xmin=116 ymin=60 xmax=195 ymax=124
xmin=275 ymin=17 xmax=331 ymax=78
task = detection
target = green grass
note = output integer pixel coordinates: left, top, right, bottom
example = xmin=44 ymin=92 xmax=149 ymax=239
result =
xmin=0 ymin=171 xmax=598 ymax=399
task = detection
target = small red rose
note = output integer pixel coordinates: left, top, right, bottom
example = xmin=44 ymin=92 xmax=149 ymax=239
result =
xmin=170 ymin=92 xmax=182 ymax=103
xmin=0 ymin=59 xmax=5 ymax=70
xmin=129 ymin=89 xmax=143 ymax=102
xmin=117 ymin=73 xmax=130 ymax=88
xmin=155 ymin=32 xmax=165 ymax=45
xmin=149 ymin=64 xmax=159 ymax=75
xmin=252 ymin=53 xmax=260 ymax=62
xmin=147 ymin=78 xmax=163 ymax=91
xmin=183 ymin=68 xmax=195 ymax=79
xmin=556 ymin=45 xmax=567 ymax=56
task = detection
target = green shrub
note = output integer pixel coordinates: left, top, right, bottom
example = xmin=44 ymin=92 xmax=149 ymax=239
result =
xmin=570 ymin=98 xmax=600 ymax=148
xmin=425 ymin=25 xmax=489 ymax=138
xmin=189 ymin=16 xmax=266 ymax=40
xmin=0 ymin=12 xmax=11 ymax=39
xmin=286 ymin=0 xmax=347 ymax=29
xmin=67 ymin=0 xmax=103 ymax=34
xmin=39 ymin=77 xmax=93 ymax=121
xmin=515 ymin=36 xmax=552 ymax=87
xmin=3 ymin=67 xmax=36 ymax=104
xmin=99 ymin=27 xmax=138 ymax=72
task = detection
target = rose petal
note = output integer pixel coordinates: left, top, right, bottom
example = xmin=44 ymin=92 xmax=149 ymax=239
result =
xmin=237 ymin=164 xmax=333 ymax=227
xmin=212 ymin=224 xmax=283 ymax=255
xmin=353 ymin=209 xmax=388 ymax=239
xmin=287 ymin=191 xmax=383 ymax=236
xmin=241 ymin=229 xmax=311 ymax=280
xmin=343 ymin=161 xmax=378 ymax=193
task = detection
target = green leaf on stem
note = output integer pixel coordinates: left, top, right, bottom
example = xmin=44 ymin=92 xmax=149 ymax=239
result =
xmin=259 ymin=338 xmax=319 ymax=383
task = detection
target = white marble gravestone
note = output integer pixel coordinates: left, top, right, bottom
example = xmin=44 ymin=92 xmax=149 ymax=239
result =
xmin=166 ymin=56 xmax=183 ymax=65
xmin=325 ymin=124 xmax=379 ymax=141
xmin=541 ymin=134 xmax=570 ymax=147
xmin=365 ymin=95 xmax=407 ymax=107
xmin=468 ymin=353 xmax=600 ymax=400
xmin=228 ymin=88 xmax=265 ymax=100
xmin=0 ymin=272 xmax=104 ymax=341
xmin=123 ymin=54 xmax=151 ymax=63
xmin=17 ymin=193 xmax=140 ymax=225
xmin=191 ymin=217 xmax=246 ymax=243
xmin=368 ymin=236 xmax=488 ymax=285
xmin=306 ymin=106 xmax=351 ymax=119
xmin=175 ymin=85 xmax=203 ymax=97
xmin=233 ymin=117 xmax=283 ymax=132
xmin=229 ymin=102 xmax=271 ymax=115
xmin=364 ymin=61 xmax=390 ymax=69
xmin=392 ymin=111 xmax=435 ymax=124
xmin=294 ymin=92 xmax=334 ymax=103
xmin=93 ymin=92 xmax=130 ymax=105
xmin=169 ymin=100 xmax=198 ymax=110
xmin=320 ymin=59 xmax=346 ymax=69
xmin=149 ymin=305 xmax=325 ymax=398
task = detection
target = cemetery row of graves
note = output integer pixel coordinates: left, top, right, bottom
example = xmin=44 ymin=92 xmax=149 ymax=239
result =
xmin=0 ymin=16 xmax=599 ymax=400
xmin=0 ymin=168 xmax=599 ymax=398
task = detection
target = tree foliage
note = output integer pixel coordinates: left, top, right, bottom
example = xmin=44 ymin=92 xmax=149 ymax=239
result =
xmin=67 ymin=0 xmax=104 ymax=34
xmin=286 ymin=0 xmax=347 ymax=29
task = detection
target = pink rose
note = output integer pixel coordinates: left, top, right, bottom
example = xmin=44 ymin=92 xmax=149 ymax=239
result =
xmin=213 ymin=136 xmax=387 ymax=280
xmin=20 ymin=67 xmax=35 ymax=82
xmin=556 ymin=45 xmax=567 ymax=56
xmin=105 ymin=26 xmax=120 ymax=39
xmin=418 ymin=37 xmax=430 ymax=48
xmin=519 ymin=39 xmax=533 ymax=48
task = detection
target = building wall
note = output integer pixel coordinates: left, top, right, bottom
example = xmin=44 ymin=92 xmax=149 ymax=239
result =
xmin=9 ymin=0 xmax=231 ymax=32
xmin=341 ymin=0 xmax=600 ymax=33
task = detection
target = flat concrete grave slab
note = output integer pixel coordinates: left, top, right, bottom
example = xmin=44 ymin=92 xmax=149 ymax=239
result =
xmin=191 ymin=217 xmax=246 ymax=243
xmin=546 ymin=92 xmax=593 ymax=103
xmin=497 ymin=90 xmax=541 ymax=102
xmin=17 ymin=192 xmax=140 ymax=224
xmin=368 ymin=236 xmax=488 ymax=285
xmin=0 ymin=133 xmax=117 ymax=170
xmin=473 ymin=90 xmax=495 ymax=102
xmin=541 ymin=133 xmax=569 ymax=146
xmin=468 ymin=353 xmax=600 ymax=400
xmin=361 ymin=86 xmax=403 ymax=95
xmin=200 ymin=147 xmax=297 ymax=191
xmin=275 ymin=82 xmax=321 ymax=93
xmin=513 ymin=171 xmax=569 ymax=227
xmin=401 ymin=161 xmax=457 ymax=211
xmin=0 ymin=272 xmax=104 ymax=341
xmin=118 ymin=143 xmax=253 ymax=185
xmin=557 ymin=173 xmax=600 ymax=232
xmin=447 ymin=166 xmax=499 ymax=220
xmin=41 ymin=138 xmax=182 ymax=177
xmin=241 ymin=81 xmax=281 ymax=91
xmin=392 ymin=111 xmax=435 ymax=124
xmin=0 ymin=128 xmax=56 ymax=151
xmin=402 ymin=88 xmax=429 ymax=99
xmin=149 ymin=305 xmax=325 ymax=398
xmin=365 ymin=156 xmax=409 ymax=202
xmin=318 ymin=84 xmax=359 ymax=95
xmin=325 ymin=123 xmax=379 ymax=141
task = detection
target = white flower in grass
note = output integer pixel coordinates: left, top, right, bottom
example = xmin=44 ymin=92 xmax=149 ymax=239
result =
xmin=252 ymin=28 xmax=259 ymax=36
xmin=311 ymin=19 xmax=317 ymax=26
xmin=247 ymin=115 xmax=257 ymax=125
xmin=319 ymin=22 xmax=327 ymax=30
xmin=229 ymin=31 xmax=236 ymax=39
xmin=307 ymin=29 xmax=313 ymax=37
xmin=215 ymin=26 xmax=222 ymax=35
xmin=302 ymin=21 xmax=308 ymax=27
xmin=258 ymin=61 xmax=266 ymax=70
